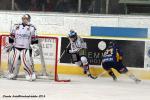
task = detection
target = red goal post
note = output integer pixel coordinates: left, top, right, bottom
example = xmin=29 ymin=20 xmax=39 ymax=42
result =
xmin=0 ymin=35 xmax=70 ymax=82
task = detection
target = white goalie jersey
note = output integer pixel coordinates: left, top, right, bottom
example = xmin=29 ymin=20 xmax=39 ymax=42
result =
xmin=11 ymin=23 xmax=36 ymax=49
xmin=69 ymin=36 xmax=87 ymax=53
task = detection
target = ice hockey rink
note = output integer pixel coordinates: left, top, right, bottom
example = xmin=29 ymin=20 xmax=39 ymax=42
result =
xmin=0 ymin=75 xmax=150 ymax=100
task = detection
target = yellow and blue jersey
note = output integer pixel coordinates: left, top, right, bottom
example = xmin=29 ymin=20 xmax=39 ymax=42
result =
xmin=102 ymin=46 xmax=123 ymax=63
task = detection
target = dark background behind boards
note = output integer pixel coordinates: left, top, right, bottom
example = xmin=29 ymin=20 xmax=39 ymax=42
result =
xmin=60 ymin=37 xmax=145 ymax=68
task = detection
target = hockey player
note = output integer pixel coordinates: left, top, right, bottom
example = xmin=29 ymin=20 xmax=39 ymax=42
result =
xmin=7 ymin=14 xmax=38 ymax=81
xmin=101 ymin=41 xmax=141 ymax=83
xmin=66 ymin=30 xmax=96 ymax=79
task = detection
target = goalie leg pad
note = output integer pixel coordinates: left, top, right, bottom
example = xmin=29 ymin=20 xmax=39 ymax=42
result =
xmin=8 ymin=49 xmax=15 ymax=73
xmin=21 ymin=49 xmax=36 ymax=79
xmin=7 ymin=73 xmax=17 ymax=80
xmin=8 ymin=48 xmax=21 ymax=78
xmin=25 ymin=72 xmax=36 ymax=81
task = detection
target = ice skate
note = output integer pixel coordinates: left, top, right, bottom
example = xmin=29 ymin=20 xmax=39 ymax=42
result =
xmin=7 ymin=73 xmax=17 ymax=80
xmin=135 ymin=78 xmax=141 ymax=84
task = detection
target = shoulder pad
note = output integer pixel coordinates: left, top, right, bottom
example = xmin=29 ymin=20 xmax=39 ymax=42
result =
xmin=29 ymin=24 xmax=36 ymax=30
xmin=78 ymin=36 xmax=84 ymax=42
xmin=13 ymin=24 xmax=21 ymax=29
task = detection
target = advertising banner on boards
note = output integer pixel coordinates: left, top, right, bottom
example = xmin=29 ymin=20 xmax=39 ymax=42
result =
xmin=60 ymin=37 xmax=145 ymax=68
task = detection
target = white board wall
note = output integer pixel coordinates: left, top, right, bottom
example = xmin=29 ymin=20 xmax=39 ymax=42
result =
xmin=0 ymin=11 xmax=150 ymax=36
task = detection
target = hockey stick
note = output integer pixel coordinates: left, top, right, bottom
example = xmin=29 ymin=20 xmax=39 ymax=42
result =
xmin=85 ymin=66 xmax=98 ymax=79
xmin=88 ymin=69 xmax=106 ymax=79
xmin=87 ymin=60 xmax=107 ymax=79
xmin=88 ymin=73 xmax=97 ymax=79
xmin=48 ymin=42 xmax=71 ymax=76
xmin=88 ymin=69 xmax=107 ymax=79
xmin=59 ymin=42 xmax=71 ymax=61
xmin=98 ymin=70 xmax=107 ymax=77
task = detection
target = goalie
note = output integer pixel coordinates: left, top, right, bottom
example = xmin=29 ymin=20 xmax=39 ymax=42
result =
xmin=6 ymin=14 xmax=38 ymax=81
xmin=66 ymin=30 xmax=96 ymax=79
xmin=100 ymin=41 xmax=141 ymax=83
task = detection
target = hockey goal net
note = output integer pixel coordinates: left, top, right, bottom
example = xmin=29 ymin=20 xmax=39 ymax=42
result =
xmin=0 ymin=35 xmax=70 ymax=82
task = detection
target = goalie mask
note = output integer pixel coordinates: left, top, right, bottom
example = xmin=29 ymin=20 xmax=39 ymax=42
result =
xmin=22 ymin=14 xmax=31 ymax=24
xmin=68 ymin=30 xmax=77 ymax=42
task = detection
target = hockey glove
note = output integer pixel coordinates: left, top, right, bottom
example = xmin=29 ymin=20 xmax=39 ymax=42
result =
xmin=3 ymin=43 xmax=13 ymax=53
xmin=65 ymin=48 xmax=70 ymax=54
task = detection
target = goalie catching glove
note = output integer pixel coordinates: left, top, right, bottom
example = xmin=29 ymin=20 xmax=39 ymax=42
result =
xmin=3 ymin=43 xmax=14 ymax=53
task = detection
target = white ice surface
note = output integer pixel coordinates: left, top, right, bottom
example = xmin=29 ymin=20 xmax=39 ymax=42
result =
xmin=0 ymin=75 xmax=150 ymax=100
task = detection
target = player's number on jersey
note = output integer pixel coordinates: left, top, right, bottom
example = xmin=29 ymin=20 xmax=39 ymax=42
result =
xmin=103 ymin=49 xmax=113 ymax=56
